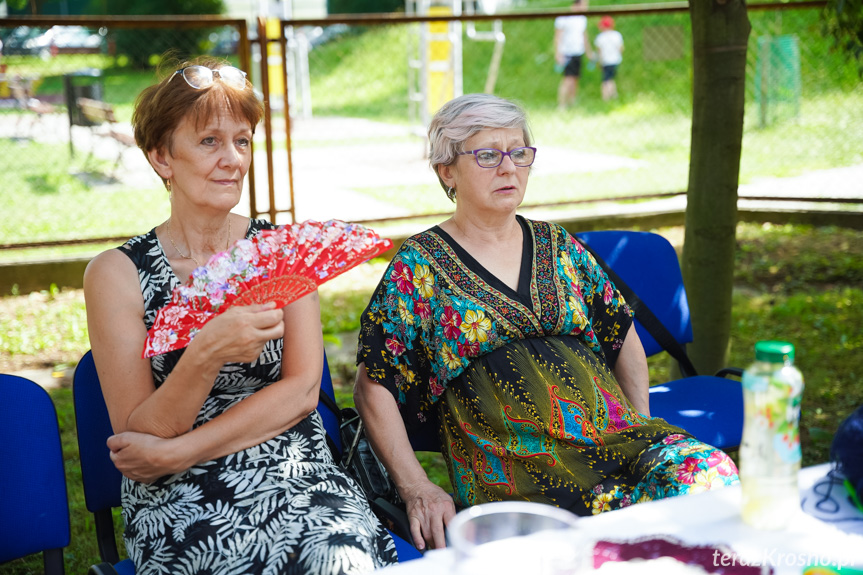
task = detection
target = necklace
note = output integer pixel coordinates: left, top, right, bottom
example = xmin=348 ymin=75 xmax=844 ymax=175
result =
xmin=166 ymin=218 xmax=232 ymax=268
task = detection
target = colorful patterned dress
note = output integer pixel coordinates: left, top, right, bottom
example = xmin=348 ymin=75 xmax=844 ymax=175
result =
xmin=118 ymin=218 xmax=397 ymax=575
xmin=357 ymin=217 xmax=738 ymax=516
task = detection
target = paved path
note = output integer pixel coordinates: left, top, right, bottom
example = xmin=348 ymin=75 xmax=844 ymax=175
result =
xmin=4 ymin=113 xmax=861 ymax=223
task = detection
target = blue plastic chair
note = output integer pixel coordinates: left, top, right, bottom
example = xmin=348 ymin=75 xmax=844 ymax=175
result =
xmin=72 ymin=351 xmax=136 ymax=575
xmin=0 ymin=373 xmax=71 ymax=575
xmin=74 ymin=349 xmax=420 ymax=574
xmin=575 ymin=230 xmax=744 ymax=450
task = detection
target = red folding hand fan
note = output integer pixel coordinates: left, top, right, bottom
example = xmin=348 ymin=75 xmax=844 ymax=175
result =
xmin=143 ymin=219 xmax=392 ymax=358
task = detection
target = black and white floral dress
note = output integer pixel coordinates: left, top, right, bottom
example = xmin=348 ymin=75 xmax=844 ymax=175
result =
xmin=117 ymin=218 xmax=397 ymax=575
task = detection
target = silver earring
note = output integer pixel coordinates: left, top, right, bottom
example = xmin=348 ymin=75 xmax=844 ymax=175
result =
xmin=446 ymin=186 xmax=456 ymax=202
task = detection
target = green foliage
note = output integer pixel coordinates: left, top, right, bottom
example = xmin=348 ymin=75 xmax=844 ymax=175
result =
xmin=320 ymin=290 xmax=373 ymax=334
xmin=417 ymin=452 xmax=453 ymax=492
xmin=730 ymin=223 xmax=863 ymax=464
xmin=822 ymin=0 xmax=863 ymax=75
xmin=734 ymin=223 xmax=863 ymax=292
xmin=95 ymin=0 xmax=226 ymax=68
xmin=327 ymin=0 xmax=403 ymax=15
xmin=309 ymin=25 xmax=411 ymax=120
xmin=729 ymin=287 xmax=863 ymax=465
xmin=0 ymin=288 xmax=89 ymax=365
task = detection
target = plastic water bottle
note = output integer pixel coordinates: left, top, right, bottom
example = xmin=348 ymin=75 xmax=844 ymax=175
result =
xmin=740 ymin=340 xmax=804 ymax=530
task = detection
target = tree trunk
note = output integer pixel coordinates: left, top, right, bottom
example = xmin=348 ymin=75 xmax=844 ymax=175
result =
xmin=683 ymin=0 xmax=751 ymax=375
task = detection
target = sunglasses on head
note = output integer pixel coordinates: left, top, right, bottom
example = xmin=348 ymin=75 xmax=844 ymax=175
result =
xmin=172 ymin=65 xmax=248 ymax=90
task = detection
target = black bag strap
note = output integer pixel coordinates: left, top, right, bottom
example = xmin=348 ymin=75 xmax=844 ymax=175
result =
xmin=318 ymin=387 xmax=341 ymax=419
xmin=317 ymin=389 xmax=345 ymax=459
xmin=318 ymin=389 xmax=370 ymax=468
xmin=579 ymin=238 xmax=700 ymax=378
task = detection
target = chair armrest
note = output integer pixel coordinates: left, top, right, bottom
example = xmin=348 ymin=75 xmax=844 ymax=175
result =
xmin=714 ymin=366 xmax=744 ymax=379
xmin=371 ymin=497 xmax=420 ymax=554
xmin=88 ymin=563 xmax=120 ymax=575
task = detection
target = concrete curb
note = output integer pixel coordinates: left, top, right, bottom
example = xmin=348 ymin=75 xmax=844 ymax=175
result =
xmin=3 ymin=205 xmax=861 ymax=296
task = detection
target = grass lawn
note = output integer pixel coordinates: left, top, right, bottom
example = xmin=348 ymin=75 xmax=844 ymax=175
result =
xmin=1 ymin=221 xmax=861 ymax=573
xmin=3 ymin=4 xmax=860 ymax=248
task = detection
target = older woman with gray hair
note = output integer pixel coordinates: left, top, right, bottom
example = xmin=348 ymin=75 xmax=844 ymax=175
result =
xmin=353 ymin=93 xmax=738 ymax=551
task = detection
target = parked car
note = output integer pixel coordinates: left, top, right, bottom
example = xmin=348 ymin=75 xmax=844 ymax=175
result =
xmin=22 ymin=26 xmax=105 ymax=58
xmin=0 ymin=26 xmax=46 ymax=56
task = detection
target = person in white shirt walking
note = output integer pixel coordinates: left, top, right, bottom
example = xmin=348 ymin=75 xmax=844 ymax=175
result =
xmin=594 ymin=15 xmax=624 ymax=101
xmin=554 ymin=0 xmax=592 ymax=109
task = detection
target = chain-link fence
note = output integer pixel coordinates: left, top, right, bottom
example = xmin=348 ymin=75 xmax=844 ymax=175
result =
xmin=269 ymin=2 xmax=861 ymax=226
xmin=0 ymin=17 xmax=249 ymax=259
xmin=1 ymin=3 xmax=861 ymax=261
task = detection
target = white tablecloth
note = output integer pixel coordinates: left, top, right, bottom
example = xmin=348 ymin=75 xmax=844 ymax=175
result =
xmin=379 ymin=464 xmax=863 ymax=573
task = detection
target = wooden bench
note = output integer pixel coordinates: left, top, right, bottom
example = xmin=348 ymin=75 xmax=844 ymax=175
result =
xmin=76 ymin=97 xmax=136 ymax=172
xmin=10 ymin=78 xmax=57 ymax=134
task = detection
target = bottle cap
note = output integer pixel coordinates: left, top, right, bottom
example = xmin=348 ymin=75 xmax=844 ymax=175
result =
xmin=754 ymin=340 xmax=795 ymax=363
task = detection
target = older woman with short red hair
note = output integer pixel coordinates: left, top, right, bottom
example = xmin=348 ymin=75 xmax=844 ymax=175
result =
xmin=84 ymin=56 xmax=396 ymax=574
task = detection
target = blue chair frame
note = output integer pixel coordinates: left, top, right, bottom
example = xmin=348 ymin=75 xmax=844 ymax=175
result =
xmin=73 ymin=349 xmax=420 ymax=574
xmin=0 ymin=373 xmax=71 ymax=575
xmin=575 ymin=230 xmax=744 ymax=450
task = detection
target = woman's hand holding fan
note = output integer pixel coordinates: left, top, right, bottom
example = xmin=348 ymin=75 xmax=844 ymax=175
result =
xmin=143 ymin=219 xmax=392 ymax=358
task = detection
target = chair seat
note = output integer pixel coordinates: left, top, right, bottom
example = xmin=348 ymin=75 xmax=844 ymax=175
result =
xmin=649 ymin=375 xmax=743 ymax=450
xmin=88 ymin=559 xmax=135 ymax=575
xmin=390 ymin=531 xmax=422 ymax=561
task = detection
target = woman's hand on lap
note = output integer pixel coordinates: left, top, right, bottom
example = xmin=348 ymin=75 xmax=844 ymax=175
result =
xmin=402 ymin=479 xmax=456 ymax=551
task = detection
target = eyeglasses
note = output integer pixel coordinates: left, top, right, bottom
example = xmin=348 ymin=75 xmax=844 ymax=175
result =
xmin=172 ymin=66 xmax=248 ymax=90
xmin=457 ymin=147 xmax=537 ymax=168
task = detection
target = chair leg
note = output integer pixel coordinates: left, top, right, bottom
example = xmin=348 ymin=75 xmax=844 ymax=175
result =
xmin=88 ymin=563 xmax=120 ymax=575
xmin=43 ymin=547 xmax=66 ymax=575
xmin=94 ymin=508 xmax=122 ymax=565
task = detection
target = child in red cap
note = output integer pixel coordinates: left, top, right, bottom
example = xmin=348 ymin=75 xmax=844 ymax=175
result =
xmin=594 ymin=15 xmax=624 ymax=100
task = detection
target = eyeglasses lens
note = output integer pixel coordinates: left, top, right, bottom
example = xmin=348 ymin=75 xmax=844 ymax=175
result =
xmin=476 ymin=150 xmax=502 ymax=167
xmin=510 ymin=148 xmax=534 ymax=166
xmin=475 ymin=147 xmax=535 ymax=168
xmin=215 ymin=67 xmax=247 ymax=89
xmin=181 ymin=66 xmax=213 ymax=89
xmin=179 ymin=66 xmax=247 ymax=90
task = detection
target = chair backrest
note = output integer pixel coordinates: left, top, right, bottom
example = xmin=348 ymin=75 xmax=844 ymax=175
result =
xmin=316 ymin=351 xmax=342 ymax=454
xmin=0 ymin=374 xmax=70 ymax=574
xmin=72 ymin=350 xmax=125 ymax=565
xmin=576 ymin=230 xmax=693 ymax=358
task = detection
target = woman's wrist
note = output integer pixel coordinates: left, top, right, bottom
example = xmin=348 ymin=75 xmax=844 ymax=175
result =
xmin=185 ymin=328 xmax=222 ymax=365
xmin=393 ymin=462 xmax=436 ymax=497
xmin=183 ymin=330 xmax=229 ymax=381
xmin=164 ymin=432 xmax=200 ymax=474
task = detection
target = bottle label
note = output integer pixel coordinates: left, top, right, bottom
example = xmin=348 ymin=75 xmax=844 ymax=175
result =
xmin=742 ymin=372 xmax=802 ymax=464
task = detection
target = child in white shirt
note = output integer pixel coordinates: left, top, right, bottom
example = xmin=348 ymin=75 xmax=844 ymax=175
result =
xmin=594 ymin=15 xmax=624 ymax=100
